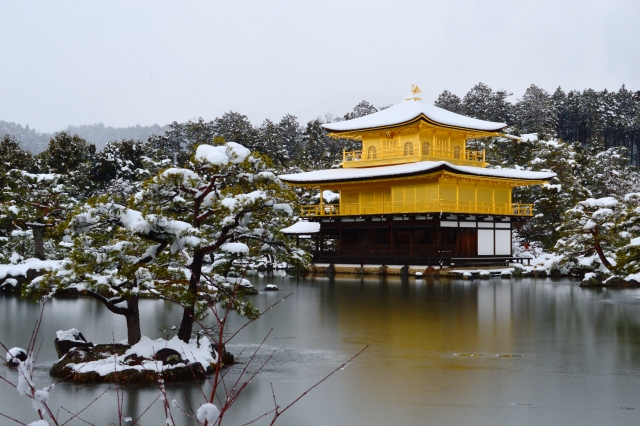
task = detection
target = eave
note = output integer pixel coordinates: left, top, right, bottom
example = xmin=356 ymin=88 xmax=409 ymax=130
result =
xmin=324 ymin=114 xmax=506 ymax=140
xmin=280 ymin=164 xmax=552 ymax=188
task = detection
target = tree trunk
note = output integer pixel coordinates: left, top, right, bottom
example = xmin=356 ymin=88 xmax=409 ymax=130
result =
xmin=177 ymin=251 xmax=204 ymax=343
xmin=125 ymin=295 xmax=141 ymax=345
xmin=593 ymin=227 xmax=612 ymax=270
xmin=32 ymin=226 xmax=45 ymax=260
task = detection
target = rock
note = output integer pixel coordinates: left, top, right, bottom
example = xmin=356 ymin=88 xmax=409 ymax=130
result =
xmin=580 ymin=272 xmax=603 ymax=287
xmin=54 ymin=329 xmax=94 ymax=358
xmin=0 ymin=278 xmax=20 ymax=293
xmin=211 ymin=343 xmax=235 ymax=366
xmin=500 ymin=270 xmax=513 ymax=279
xmin=462 ymin=271 xmax=473 ymax=280
xmin=512 ymin=264 xmax=525 ymax=277
xmin=264 ymin=284 xmax=279 ymax=291
xmin=415 ymin=272 xmax=424 ymax=278
xmin=424 ymin=266 xmax=439 ymax=277
xmin=530 ymin=268 xmax=548 ymax=278
xmin=6 ymin=347 xmax=27 ymax=367
xmin=377 ymin=265 xmax=388 ymax=276
xmin=479 ymin=270 xmax=491 ymax=279
xmin=154 ymin=348 xmax=186 ymax=366
xmin=400 ymin=265 xmax=410 ymax=276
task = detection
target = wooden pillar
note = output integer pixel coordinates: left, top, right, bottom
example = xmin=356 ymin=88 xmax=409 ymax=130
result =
xmin=390 ymin=220 xmax=394 ymax=254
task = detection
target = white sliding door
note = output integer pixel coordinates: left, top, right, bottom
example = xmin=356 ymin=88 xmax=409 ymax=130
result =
xmin=478 ymin=229 xmax=494 ymax=255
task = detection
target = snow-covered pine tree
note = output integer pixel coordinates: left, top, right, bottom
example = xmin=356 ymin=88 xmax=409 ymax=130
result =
xmin=514 ymin=140 xmax=590 ymax=251
xmin=32 ymin=132 xmax=98 ymax=200
xmin=277 ymin=114 xmax=304 ymax=164
xmin=256 ymin=119 xmax=290 ymax=167
xmin=613 ymin=192 xmax=640 ymax=281
xmin=38 ymin=140 xmax=308 ymax=344
xmin=90 ymin=139 xmax=150 ymax=190
xmin=555 ymin=197 xmax=623 ymax=272
xmin=147 ymin=118 xmax=217 ymax=167
xmin=0 ymin=170 xmax=75 ymax=260
xmin=577 ymin=141 xmax=640 ymax=199
xmin=132 ymin=140 xmax=308 ymax=341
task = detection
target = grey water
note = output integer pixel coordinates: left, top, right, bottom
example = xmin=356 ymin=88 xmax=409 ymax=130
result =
xmin=2 ymin=274 xmax=640 ymax=425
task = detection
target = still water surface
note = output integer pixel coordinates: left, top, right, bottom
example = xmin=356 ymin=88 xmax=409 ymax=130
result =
xmin=2 ymin=274 xmax=640 ymax=425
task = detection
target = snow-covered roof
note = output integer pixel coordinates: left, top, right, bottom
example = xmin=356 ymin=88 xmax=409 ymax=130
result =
xmin=281 ymin=221 xmax=321 ymax=234
xmin=279 ymin=161 xmax=556 ymax=185
xmin=323 ymin=100 xmax=507 ymax=134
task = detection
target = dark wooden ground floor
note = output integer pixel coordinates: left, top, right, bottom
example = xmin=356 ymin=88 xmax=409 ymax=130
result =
xmin=305 ymin=215 xmax=521 ymax=267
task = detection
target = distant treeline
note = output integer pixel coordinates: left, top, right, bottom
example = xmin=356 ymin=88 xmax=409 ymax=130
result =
xmin=435 ymin=83 xmax=640 ymax=165
xmin=3 ymin=82 xmax=640 ymax=167
xmin=0 ymin=121 xmax=169 ymax=154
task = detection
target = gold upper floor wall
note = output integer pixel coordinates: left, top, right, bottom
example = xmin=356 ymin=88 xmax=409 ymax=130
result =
xmin=338 ymin=123 xmax=494 ymax=168
xmin=300 ymin=172 xmax=536 ymax=217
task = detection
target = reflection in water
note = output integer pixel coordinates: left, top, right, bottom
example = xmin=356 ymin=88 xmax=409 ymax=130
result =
xmin=2 ymin=276 xmax=640 ymax=425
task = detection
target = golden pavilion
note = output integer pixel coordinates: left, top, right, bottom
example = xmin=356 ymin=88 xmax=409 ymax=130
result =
xmin=280 ymin=87 xmax=555 ymax=266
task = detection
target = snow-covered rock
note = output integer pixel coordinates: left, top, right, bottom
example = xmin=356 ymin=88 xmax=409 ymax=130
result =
xmin=264 ymin=284 xmax=278 ymax=291
xmin=6 ymin=347 xmax=27 ymax=367
xmin=54 ymin=329 xmax=94 ymax=358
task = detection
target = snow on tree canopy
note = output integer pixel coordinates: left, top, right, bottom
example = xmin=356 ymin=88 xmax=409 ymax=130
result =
xmin=195 ymin=142 xmax=251 ymax=166
xmin=322 ymin=99 xmax=507 ymax=133
xmin=0 ymin=259 xmax=62 ymax=280
xmin=579 ymin=197 xmax=619 ymax=209
xmin=220 ymin=242 xmax=249 ymax=254
xmin=281 ymin=221 xmax=321 ymax=234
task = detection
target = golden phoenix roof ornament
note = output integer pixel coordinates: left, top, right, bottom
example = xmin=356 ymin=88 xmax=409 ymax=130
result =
xmin=406 ymin=84 xmax=422 ymax=101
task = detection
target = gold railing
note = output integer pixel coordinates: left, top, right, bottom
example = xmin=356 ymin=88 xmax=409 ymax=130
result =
xmin=342 ymin=146 xmax=485 ymax=167
xmin=300 ymin=201 xmax=532 ymax=217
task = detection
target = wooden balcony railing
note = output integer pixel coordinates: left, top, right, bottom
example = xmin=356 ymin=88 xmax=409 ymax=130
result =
xmin=342 ymin=146 xmax=486 ymax=168
xmin=300 ymin=201 xmax=533 ymax=217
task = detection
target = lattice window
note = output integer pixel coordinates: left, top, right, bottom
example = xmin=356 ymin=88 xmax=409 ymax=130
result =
xmin=367 ymin=146 xmax=377 ymax=159
xmin=404 ymin=142 xmax=414 ymax=156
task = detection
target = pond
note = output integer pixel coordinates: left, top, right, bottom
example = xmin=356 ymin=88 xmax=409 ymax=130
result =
xmin=2 ymin=274 xmax=640 ymax=425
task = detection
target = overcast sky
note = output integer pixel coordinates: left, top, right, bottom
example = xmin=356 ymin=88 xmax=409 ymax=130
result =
xmin=1 ymin=0 xmax=639 ymax=132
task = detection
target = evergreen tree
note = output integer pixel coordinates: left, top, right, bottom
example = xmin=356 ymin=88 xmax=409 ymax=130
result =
xmin=434 ymin=90 xmax=463 ymax=114
xmin=0 ymin=171 xmax=75 ymax=260
xmin=555 ymin=197 xmax=622 ymax=271
xmin=343 ymin=100 xmax=378 ymax=120
xmin=90 ymin=139 xmax=149 ymax=188
xmin=277 ymin=114 xmax=304 ymax=164
xmin=613 ymin=193 xmax=640 ymax=280
xmin=256 ymin=119 xmax=289 ymax=166
xmin=212 ymin=111 xmax=258 ymax=151
xmin=462 ymin=82 xmax=514 ymax=124
xmin=147 ymin=118 xmax=216 ymax=166
xmin=515 ymin=140 xmax=589 ymax=251
xmin=514 ymin=84 xmax=555 ymax=137
xmin=33 ymin=141 xmax=308 ymax=344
